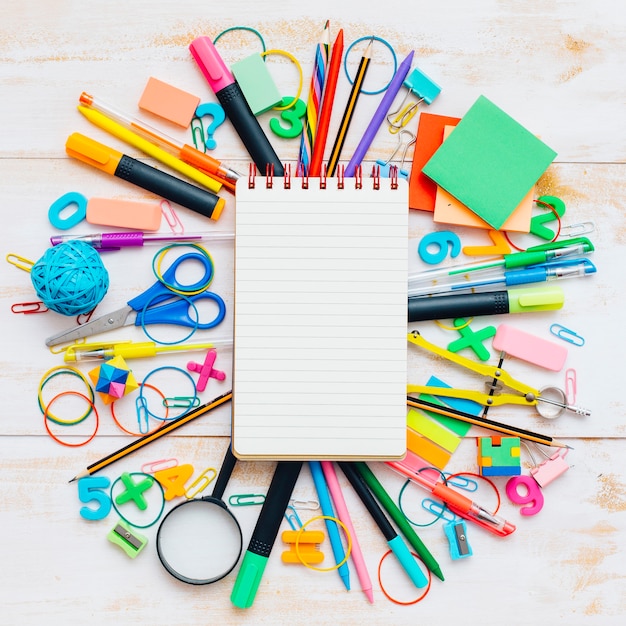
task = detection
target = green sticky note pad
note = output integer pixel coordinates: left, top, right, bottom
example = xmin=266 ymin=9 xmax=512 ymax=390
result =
xmin=422 ymin=96 xmax=557 ymax=230
xmin=231 ymin=54 xmax=282 ymax=115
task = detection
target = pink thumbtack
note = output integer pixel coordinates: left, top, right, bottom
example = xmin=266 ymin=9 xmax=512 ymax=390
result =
xmin=186 ymin=349 xmax=226 ymax=392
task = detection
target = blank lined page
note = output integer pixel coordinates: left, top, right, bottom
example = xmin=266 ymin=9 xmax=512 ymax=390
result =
xmin=232 ymin=176 xmax=408 ymax=460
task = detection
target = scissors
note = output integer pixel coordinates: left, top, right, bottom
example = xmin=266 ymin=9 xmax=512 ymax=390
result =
xmin=407 ymin=330 xmax=591 ymax=419
xmin=45 ymin=252 xmax=226 ymax=347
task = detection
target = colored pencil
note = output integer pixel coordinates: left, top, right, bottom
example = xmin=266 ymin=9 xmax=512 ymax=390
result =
xmin=309 ymin=28 xmax=344 ymax=177
xmin=298 ymin=20 xmax=330 ymax=174
xmin=327 ymin=38 xmax=373 ymax=176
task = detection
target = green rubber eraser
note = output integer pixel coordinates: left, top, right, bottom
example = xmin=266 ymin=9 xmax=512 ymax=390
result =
xmin=231 ymin=54 xmax=282 ymax=115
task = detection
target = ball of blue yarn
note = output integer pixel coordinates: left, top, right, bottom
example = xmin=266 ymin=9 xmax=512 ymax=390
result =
xmin=31 ymin=240 xmax=109 ymax=316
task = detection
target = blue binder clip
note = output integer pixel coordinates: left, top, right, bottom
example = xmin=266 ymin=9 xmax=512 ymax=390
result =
xmin=403 ymin=68 xmax=442 ymax=105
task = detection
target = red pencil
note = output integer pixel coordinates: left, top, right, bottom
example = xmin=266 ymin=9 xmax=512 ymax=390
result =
xmin=309 ymin=29 xmax=344 ymax=177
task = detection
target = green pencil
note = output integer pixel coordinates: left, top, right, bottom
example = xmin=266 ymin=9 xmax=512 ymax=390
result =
xmin=354 ymin=461 xmax=445 ymax=582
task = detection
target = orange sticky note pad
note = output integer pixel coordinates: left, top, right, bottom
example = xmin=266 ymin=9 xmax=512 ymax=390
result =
xmin=86 ymin=198 xmax=162 ymax=230
xmin=138 ymin=77 xmax=200 ymax=128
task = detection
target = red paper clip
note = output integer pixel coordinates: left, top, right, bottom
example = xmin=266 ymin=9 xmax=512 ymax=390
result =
xmin=11 ymin=301 xmax=48 ymax=314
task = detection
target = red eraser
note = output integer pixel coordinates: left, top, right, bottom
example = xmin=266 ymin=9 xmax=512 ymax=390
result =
xmin=86 ymin=198 xmax=162 ymax=231
xmin=493 ymin=324 xmax=567 ymax=371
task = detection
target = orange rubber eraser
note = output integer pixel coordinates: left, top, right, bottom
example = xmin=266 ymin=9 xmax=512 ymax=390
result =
xmin=138 ymin=77 xmax=200 ymax=128
xmin=86 ymin=198 xmax=162 ymax=231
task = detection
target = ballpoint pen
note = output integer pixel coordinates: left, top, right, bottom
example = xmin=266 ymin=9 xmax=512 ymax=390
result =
xmin=408 ymin=236 xmax=595 ymax=284
xmin=65 ymin=133 xmax=225 ymax=220
xmin=344 ymin=50 xmax=414 ymax=177
xmin=50 ymin=231 xmax=234 ymax=251
xmin=408 ymin=285 xmax=565 ymax=322
xmin=79 ymin=92 xmax=240 ymax=191
xmin=308 ymin=461 xmax=351 ymax=591
xmin=386 ymin=461 xmax=516 ymax=537
xmin=338 ymin=462 xmax=428 ymax=588
xmin=231 ymin=461 xmax=303 ymax=609
xmin=353 ymin=462 xmax=444 ymax=582
xmin=189 ymin=37 xmax=284 ymax=177
xmin=408 ymin=258 xmax=596 ymax=297
xmin=77 ymin=105 xmax=224 ymax=194
xmin=62 ymin=338 xmax=232 ymax=362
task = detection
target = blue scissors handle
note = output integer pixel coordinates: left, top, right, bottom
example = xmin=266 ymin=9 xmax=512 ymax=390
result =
xmin=127 ymin=252 xmax=214 ymax=312
xmin=135 ymin=292 xmax=226 ymax=329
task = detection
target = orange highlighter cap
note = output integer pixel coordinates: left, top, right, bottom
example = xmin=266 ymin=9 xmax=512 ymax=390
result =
xmin=65 ymin=133 xmax=123 ymax=175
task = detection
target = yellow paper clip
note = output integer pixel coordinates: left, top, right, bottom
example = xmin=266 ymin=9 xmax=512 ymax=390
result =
xmin=388 ymin=102 xmax=419 ymax=134
xmin=185 ymin=467 xmax=217 ymax=499
xmin=6 ymin=253 xmax=34 ymax=273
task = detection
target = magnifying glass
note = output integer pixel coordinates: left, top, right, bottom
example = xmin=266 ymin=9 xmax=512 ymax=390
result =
xmin=156 ymin=445 xmax=242 ymax=584
xmin=535 ymin=386 xmax=591 ymax=419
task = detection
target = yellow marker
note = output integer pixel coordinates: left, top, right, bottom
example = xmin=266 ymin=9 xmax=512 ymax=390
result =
xmin=77 ymin=105 xmax=223 ymax=193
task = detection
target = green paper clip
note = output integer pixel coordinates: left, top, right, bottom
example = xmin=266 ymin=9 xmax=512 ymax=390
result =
xmin=107 ymin=520 xmax=148 ymax=558
xmin=228 ymin=493 xmax=266 ymax=506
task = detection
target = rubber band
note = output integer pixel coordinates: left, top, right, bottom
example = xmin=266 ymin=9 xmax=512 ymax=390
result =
xmin=343 ymin=36 xmax=398 ymax=96
xmin=38 ymin=366 xmax=94 ymax=425
xmin=138 ymin=366 xmax=198 ymax=421
xmin=504 ymin=199 xmax=562 ymax=251
xmin=213 ymin=26 xmax=267 ymax=53
xmin=110 ymin=472 xmax=166 ymax=529
xmin=152 ymin=243 xmax=214 ymax=296
xmin=260 ymin=49 xmax=304 ymax=111
xmin=445 ymin=471 xmax=501 ymax=514
xmin=110 ymin=383 xmax=169 ymax=436
xmin=293 ymin=515 xmax=352 ymax=572
xmin=43 ymin=391 xmax=99 ymax=447
xmin=139 ymin=290 xmax=199 ymax=346
xmin=377 ymin=549 xmax=432 ymax=605
xmin=435 ymin=317 xmax=474 ymax=331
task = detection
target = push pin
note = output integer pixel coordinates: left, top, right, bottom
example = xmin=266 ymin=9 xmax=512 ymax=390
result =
xmin=107 ymin=520 xmax=148 ymax=558
xmin=281 ymin=529 xmax=325 ymax=565
xmin=186 ymin=349 xmax=226 ymax=392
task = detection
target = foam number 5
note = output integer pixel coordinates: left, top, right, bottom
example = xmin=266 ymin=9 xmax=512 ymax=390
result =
xmin=418 ymin=231 xmax=462 ymax=265
xmin=505 ymin=475 xmax=544 ymax=516
xmin=78 ymin=476 xmax=112 ymax=521
xmin=269 ymin=97 xmax=307 ymax=139
xmin=530 ymin=196 xmax=566 ymax=241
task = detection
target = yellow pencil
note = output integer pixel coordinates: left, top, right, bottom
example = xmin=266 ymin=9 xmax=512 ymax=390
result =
xmin=77 ymin=105 xmax=223 ymax=193
xmin=68 ymin=390 xmax=232 ymax=482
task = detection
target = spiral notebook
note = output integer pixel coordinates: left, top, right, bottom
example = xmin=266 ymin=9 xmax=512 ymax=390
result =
xmin=232 ymin=171 xmax=408 ymax=460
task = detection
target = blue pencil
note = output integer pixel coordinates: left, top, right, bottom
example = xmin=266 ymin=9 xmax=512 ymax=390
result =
xmin=309 ymin=461 xmax=351 ymax=590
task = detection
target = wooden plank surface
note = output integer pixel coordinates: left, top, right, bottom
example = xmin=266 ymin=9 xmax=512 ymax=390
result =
xmin=1 ymin=1 xmax=625 ymax=624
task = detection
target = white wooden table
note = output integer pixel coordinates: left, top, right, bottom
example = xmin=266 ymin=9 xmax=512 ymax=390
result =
xmin=1 ymin=1 xmax=625 ymax=624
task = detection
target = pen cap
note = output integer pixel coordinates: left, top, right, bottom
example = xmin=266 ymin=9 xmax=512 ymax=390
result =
xmin=65 ymin=133 xmax=123 ymax=175
xmin=507 ymin=285 xmax=565 ymax=313
xmin=189 ymin=37 xmax=234 ymax=93
xmin=230 ymin=551 xmax=268 ymax=609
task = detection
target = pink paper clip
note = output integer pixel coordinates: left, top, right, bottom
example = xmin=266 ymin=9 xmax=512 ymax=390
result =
xmin=161 ymin=200 xmax=184 ymax=234
xmin=11 ymin=301 xmax=49 ymax=314
xmin=530 ymin=449 xmax=570 ymax=488
xmin=565 ymin=368 xmax=577 ymax=405
xmin=141 ymin=458 xmax=179 ymax=474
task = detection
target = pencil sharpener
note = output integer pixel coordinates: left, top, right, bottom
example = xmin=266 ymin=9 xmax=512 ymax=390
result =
xmin=444 ymin=519 xmax=472 ymax=560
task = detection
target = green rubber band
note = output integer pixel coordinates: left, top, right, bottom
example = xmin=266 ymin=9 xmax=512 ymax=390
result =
xmin=110 ymin=472 xmax=166 ymax=529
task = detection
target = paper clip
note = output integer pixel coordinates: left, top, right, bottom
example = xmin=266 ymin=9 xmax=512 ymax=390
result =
xmin=76 ymin=307 xmax=96 ymax=325
xmin=443 ymin=473 xmax=478 ymax=492
xmin=550 ymin=324 xmax=585 ymax=346
xmin=228 ymin=493 xmax=266 ymax=506
xmin=190 ymin=116 xmax=207 ymax=153
xmin=141 ymin=458 xmax=179 ymax=474
xmin=289 ymin=499 xmax=320 ymax=511
xmin=161 ymin=200 xmax=184 ymax=234
xmin=6 ymin=253 xmax=33 ymax=273
xmin=387 ymin=102 xmax=419 ymax=134
xmin=162 ymin=396 xmax=201 ymax=409
xmin=135 ymin=395 xmax=150 ymax=434
xmin=11 ymin=301 xmax=48 ymax=314
xmin=560 ymin=221 xmax=595 ymax=237
xmin=185 ymin=467 xmax=217 ymax=499
xmin=565 ymin=368 xmax=577 ymax=405
xmin=284 ymin=505 xmax=304 ymax=530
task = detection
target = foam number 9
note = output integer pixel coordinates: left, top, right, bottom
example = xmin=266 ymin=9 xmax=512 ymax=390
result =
xmin=418 ymin=231 xmax=462 ymax=265
xmin=505 ymin=475 xmax=544 ymax=516
xmin=269 ymin=97 xmax=307 ymax=139
xmin=78 ymin=476 xmax=112 ymax=521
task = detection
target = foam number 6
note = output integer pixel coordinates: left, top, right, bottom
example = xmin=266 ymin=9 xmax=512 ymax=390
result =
xmin=78 ymin=476 xmax=112 ymax=521
xmin=505 ymin=475 xmax=544 ymax=516
xmin=530 ymin=196 xmax=566 ymax=241
xmin=418 ymin=231 xmax=462 ymax=265
xmin=269 ymin=97 xmax=307 ymax=139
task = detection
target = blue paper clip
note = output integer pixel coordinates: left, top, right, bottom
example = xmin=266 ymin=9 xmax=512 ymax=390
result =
xmin=550 ymin=324 xmax=585 ymax=346
xmin=284 ymin=505 xmax=304 ymax=530
xmin=443 ymin=473 xmax=478 ymax=492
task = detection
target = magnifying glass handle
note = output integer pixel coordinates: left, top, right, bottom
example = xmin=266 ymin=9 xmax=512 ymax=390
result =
xmin=211 ymin=445 xmax=237 ymax=500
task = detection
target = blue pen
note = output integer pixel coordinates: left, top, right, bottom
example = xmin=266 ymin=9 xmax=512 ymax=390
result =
xmin=408 ymin=258 xmax=596 ymax=297
xmin=309 ymin=461 xmax=350 ymax=591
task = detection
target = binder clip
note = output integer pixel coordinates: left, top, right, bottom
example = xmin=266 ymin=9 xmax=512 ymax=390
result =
xmin=375 ymin=129 xmax=415 ymax=179
xmin=530 ymin=448 xmax=570 ymax=488
xmin=281 ymin=529 xmax=325 ymax=565
xmin=423 ymin=498 xmax=473 ymax=560
xmin=107 ymin=520 xmax=148 ymax=558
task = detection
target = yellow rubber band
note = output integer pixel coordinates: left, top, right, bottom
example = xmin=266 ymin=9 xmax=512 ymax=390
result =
xmin=294 ymin=515 xmax=352 ymax=572
xmin=434 ymin=317 xmax=474 ymax=331
xmin=153 ymin=243 xmax=214 ymax=297
xmin=38 ymin=365 xmax=95 ymax=425
xmin=260 ymin=49 xmax=304 ymax=111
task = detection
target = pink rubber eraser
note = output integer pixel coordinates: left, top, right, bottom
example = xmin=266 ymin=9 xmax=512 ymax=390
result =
xmin=493 ymin=324 xmax=567 ymax=371
xmin=138 ymin=77 xmax=200 ymax=128
xmin=86 ymin=198 xmax=162 ymax=231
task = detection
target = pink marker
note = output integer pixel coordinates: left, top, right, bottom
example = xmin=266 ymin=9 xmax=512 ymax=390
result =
xmin=321 ymin=461 xmax=374 ymax=603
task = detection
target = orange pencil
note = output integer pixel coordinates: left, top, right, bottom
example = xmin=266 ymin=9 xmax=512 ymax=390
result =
xmin=309 ymin=29 xmax=344 ymax=177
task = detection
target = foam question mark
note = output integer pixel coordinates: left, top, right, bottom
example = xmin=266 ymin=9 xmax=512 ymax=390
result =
xmin=195 ymin=103 xmax=226 ymax=150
